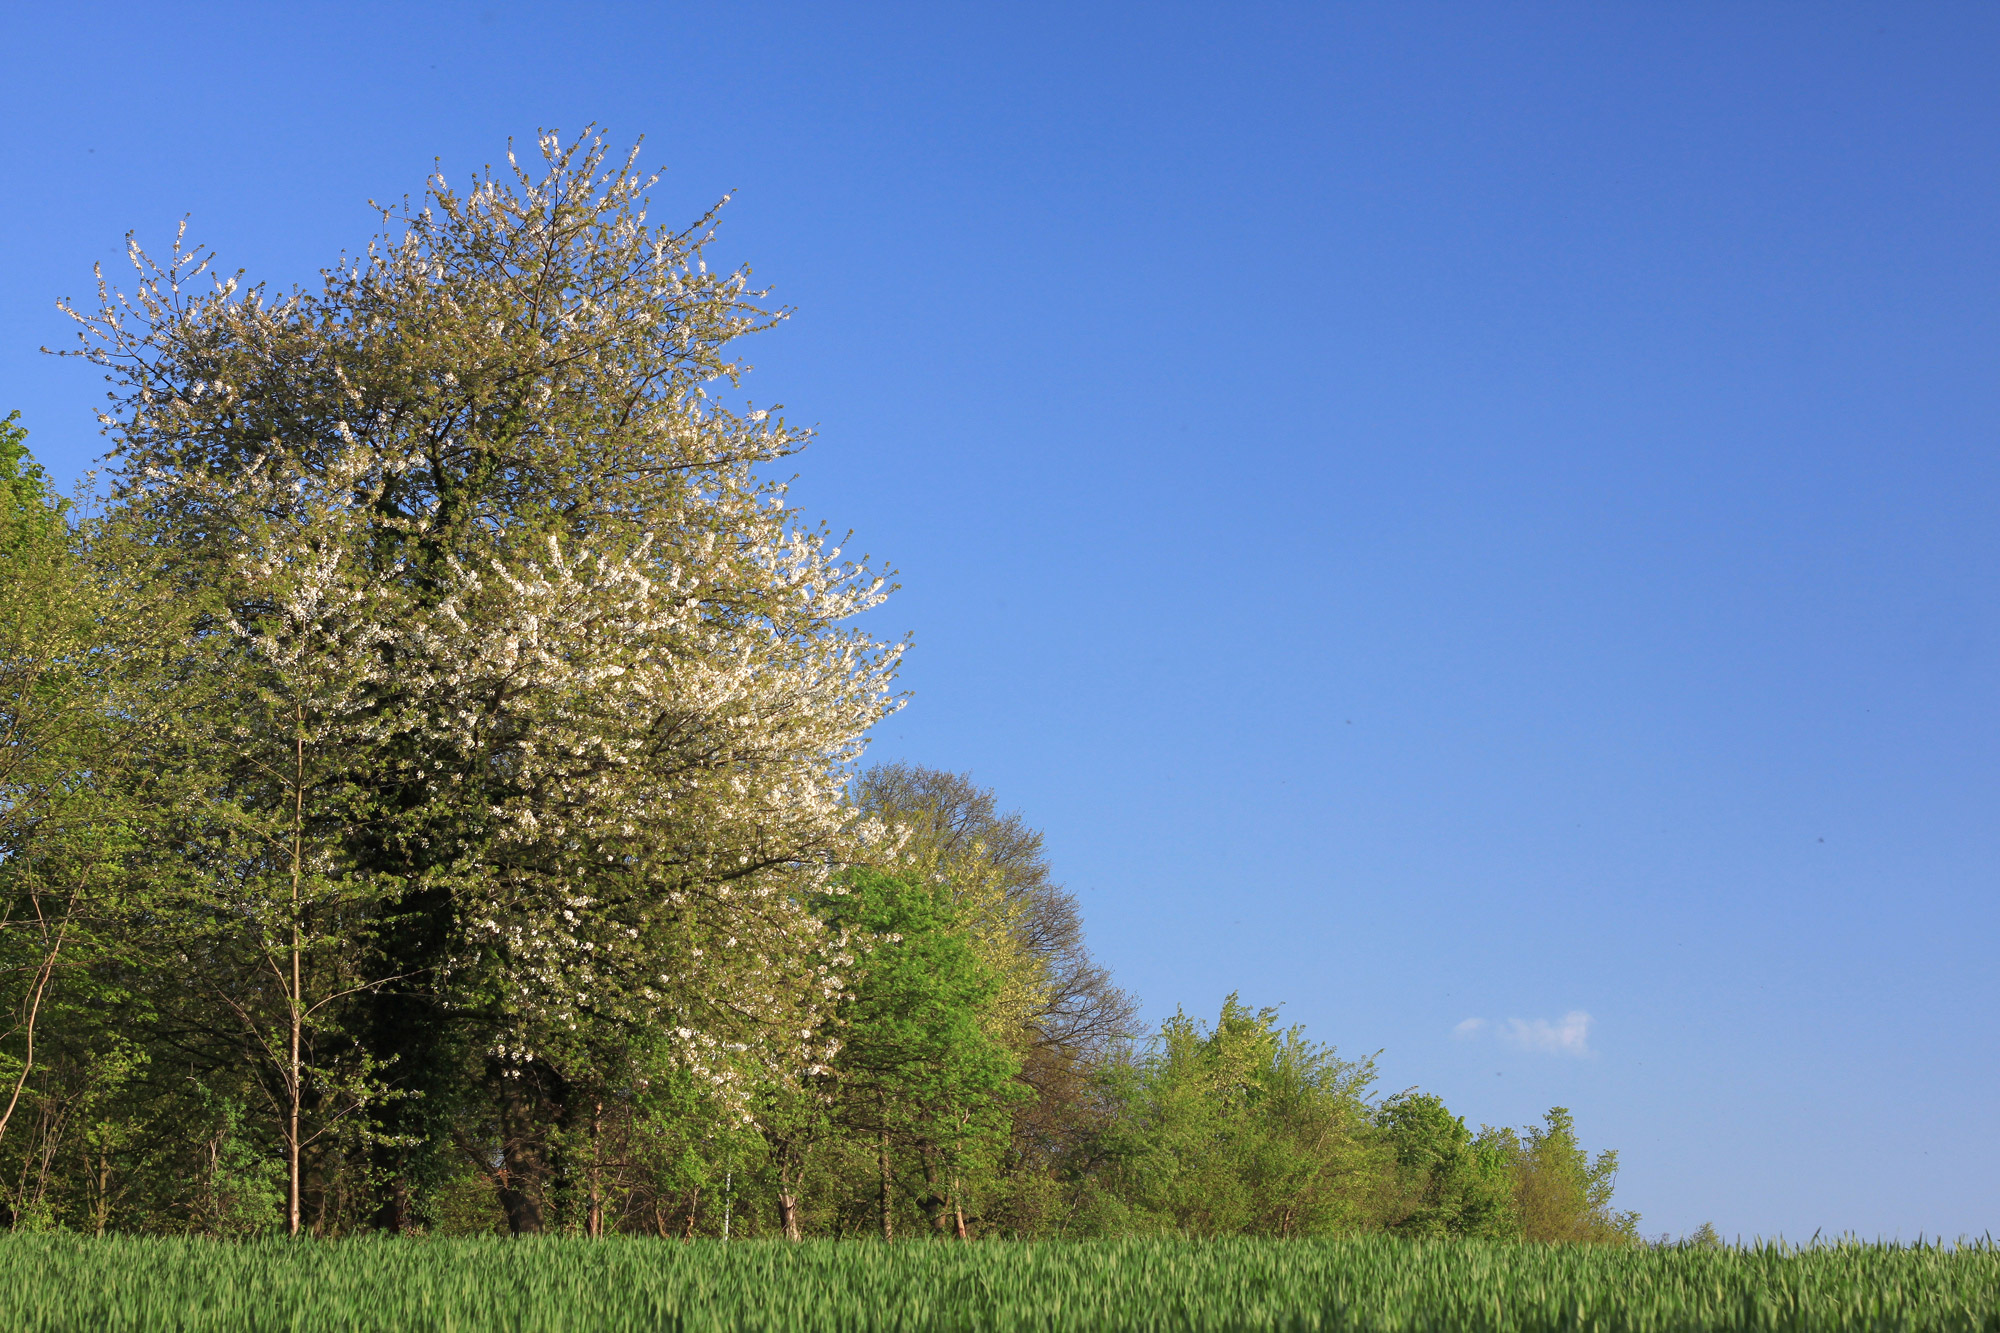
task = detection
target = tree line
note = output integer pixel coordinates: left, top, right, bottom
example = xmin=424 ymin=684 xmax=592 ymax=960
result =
xmin=0 ymin=133 xmax=1636 ymax=1243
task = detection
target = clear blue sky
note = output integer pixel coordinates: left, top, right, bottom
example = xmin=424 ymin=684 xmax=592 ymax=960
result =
xmin=4 ymin=3 xmax=1995 ymax=1242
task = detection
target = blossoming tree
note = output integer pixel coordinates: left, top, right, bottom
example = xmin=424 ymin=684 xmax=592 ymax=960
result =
xmin=62 ymin=130 xmax=901 ymax=1231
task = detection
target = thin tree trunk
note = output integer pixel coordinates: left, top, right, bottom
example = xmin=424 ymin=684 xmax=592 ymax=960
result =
xmin=27 ymin=1108 xmax=65 ymax=1216
xmin=0 ymin=866 xmax=89 ymax=1155
xmin=919 ymin=1149 xmax=950 ymax=1235
xmin=877 ymin=1132 xmax=893 ymax=1242
xmin=776 ymin=1160 xmax=801 ymax=1243
xmin=0 ymin=932 xmax=63 ymax=1150
xmin=93 ymin=1141 xmax=111 ymax=1236
xmin=587 ymin=1099 xmax=604 ymax=1238
xmin=287 ymin=712 xmax=305 ymax=1238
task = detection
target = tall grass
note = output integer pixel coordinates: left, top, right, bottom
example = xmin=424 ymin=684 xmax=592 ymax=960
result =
xmin=0 ymin=1234 xmax=1992 ymax=1332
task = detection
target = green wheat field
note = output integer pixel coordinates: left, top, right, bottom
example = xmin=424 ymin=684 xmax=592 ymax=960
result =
xmin=0 ymin=1235 xmax=1995 ymax=1333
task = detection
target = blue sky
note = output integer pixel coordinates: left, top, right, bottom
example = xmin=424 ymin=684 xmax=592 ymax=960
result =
xmin=4 ymin=3 xmax=1996 ymax=1241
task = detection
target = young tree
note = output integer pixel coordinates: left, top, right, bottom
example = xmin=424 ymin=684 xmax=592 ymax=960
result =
xmin=0 ymin=419 xmax=157 ymax=1224
xmin=159 ymin=449 xmax=412 ymax=1236
xmin=1482 ymin=1106 xmax=1639 ymax=1244
xmin=752 ymin=1034 xmax=836 ymax=1241
xmin=0 ymin=414 xmax=72 ymax=1155
xmin=823 ymin=868 xmax=1022 ymax=1239
xmin=0 ymin=414 xmax=96 ymax=1174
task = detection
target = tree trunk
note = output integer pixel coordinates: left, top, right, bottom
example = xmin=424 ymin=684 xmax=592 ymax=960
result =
xmin=586 ymin=1099 xmax=603 ymax=1238
xmin=497 ymin=1159 xmax=545 ymax=1234
xmin=877 ymin=1133 xmax=894 ymax=1241
xmin=0 ymin=872 xmax=89 ymax=1156
xmin=93 ymin=1142 xmax=112 ymax=1236
xmin=776 ymin=1190 xmax=800 ymax=1241
xmin=770 ymin=1143 xmax=803 ymax=1241
xmin=919 ymin=1149 xmax=951 ymax=1235
xmin=372 ymin=1174 xmax=411 ymax=1234
xmin=496 ymin=1075 xmax=547 ymax=1234
xmin=287 ymin=718 xmax=306 ymax=1238
xmin=0 ymin=932 xmax=63 ymax=1152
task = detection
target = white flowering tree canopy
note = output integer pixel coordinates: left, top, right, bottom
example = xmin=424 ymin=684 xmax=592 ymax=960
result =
xmin=61 ymin=130 xmax=903 ymax=1107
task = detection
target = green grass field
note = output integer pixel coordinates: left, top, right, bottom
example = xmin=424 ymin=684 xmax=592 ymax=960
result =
xmin=0 ymin=1235 xmax=1992 ymax=1333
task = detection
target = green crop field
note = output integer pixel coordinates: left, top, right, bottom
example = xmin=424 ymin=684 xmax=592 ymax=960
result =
xmin=0 ymin=1235 xmax=1994 ymax=1333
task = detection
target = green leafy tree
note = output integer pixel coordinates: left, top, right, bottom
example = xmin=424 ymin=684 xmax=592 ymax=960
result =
xmin=0 ymin=414 xmax=92 ymax=1208
xmin=0 ymin=422 xmax=128 ymax=1218
xmin=823 ymin=868 xmax=1022 ymax=1239
xmin=1482 ymin=1106 xmax=1640 ymax=1244
xmin=0 ymin=413 xmax=62 ymax=538
xmin=1101 ymin=996 xmax=1382 ymax=1237
xmin=0 ymin=419 xmax=238 ymax=1232
xmin=849 ymin=765 xmax=1135 ymax=1233
xmin=1374 ymin=1091 xmax=1517 ymax=1238
xmin=1679 ymin=1220 xmax=1725 ymax=1249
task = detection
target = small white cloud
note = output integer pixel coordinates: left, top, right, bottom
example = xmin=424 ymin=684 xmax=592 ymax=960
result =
xmin=1452 ymin=1017 xmax=1487 ymax=1039
xmin=1499 ymin=1010 xmax=1593 ymax=1056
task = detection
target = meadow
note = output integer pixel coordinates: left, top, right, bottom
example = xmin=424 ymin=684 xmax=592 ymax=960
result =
xmin=0 ymin=1235 xmax=1993 ymax=1333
